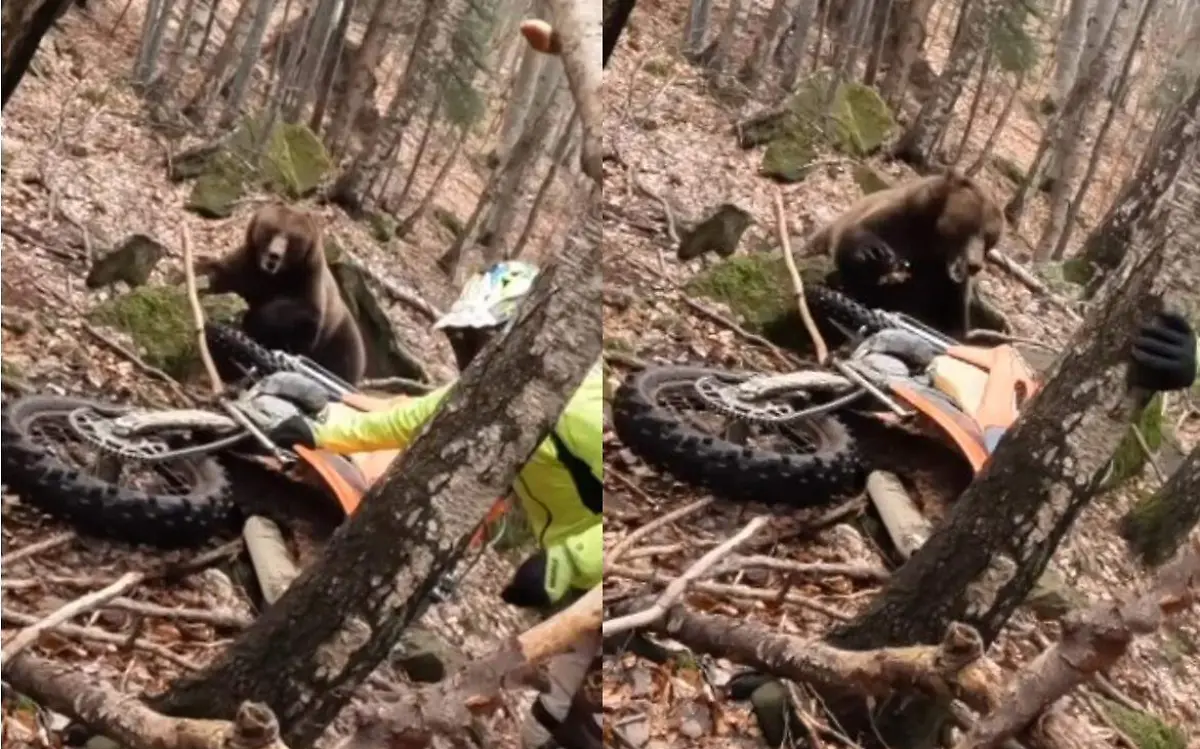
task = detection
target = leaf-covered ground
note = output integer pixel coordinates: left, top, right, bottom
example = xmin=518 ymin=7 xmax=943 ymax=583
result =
xmin=0 ymin=3 xmax=578 ymax=747
xmin=600 ymin=1 xmax=1199 ymax=747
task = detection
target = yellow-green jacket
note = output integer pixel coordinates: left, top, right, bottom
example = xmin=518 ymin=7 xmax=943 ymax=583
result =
xmin=312 ymin=361 xmax=604 ymax=593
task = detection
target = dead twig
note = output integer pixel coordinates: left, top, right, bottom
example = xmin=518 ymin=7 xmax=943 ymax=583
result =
xmin=104 ymin=598 xmax=253 ymax=630
xmin=5 ymin=653 xmax=287 ymax=749
xmin=1 ymin=531 xmax=76 ymax=569
xmin=774 ymin=189 xmax=828 ymax=363
xmin=180 ymin=224 xmax=224 ymax=394
xmin=952 ymin=538 xmax=1200 ymax=749
xmin=2 ymin=572 xmax=145 ymax=663
xmin=682 ymin=297 xmax=795 ymax=369
xmin=985 ymin=250 xmax=1082 ymax=322
xmin=607 ymin=496 xmax=715 ymax=564
xmin=607 ymin=563 xmax=853 ymax=621
xmin=1 ymin=608 xmax=202 ymax=671
xmin=604 ymin=516 xmax=771 ymax=635
xmin=81 ymin=322 xmax=193 ymax=404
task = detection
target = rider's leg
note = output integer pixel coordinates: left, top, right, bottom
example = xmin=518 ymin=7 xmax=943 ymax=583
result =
xmin=521 ymin=628 xmax=602 ymax=749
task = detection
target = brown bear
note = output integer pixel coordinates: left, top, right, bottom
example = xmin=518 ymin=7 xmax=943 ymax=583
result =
xmin=808 ymin=169 xmax=1008 ymax=339
xmin=198 ymin=203 xmax=367 ymax=385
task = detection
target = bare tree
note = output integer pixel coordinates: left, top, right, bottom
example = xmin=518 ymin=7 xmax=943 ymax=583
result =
xmin=683 ymin=0 xmax=713 ymax=58
xmin=777 ymin=0 xmax=818 ymax=91
xmin=1049 ymin=0 xmax=1159 ymax=260
xmin=893 ymin=0 xmax=1002 ymax=168
xmin=739 ymin=0 xmax=792 ymax=87
xmin=2 ymin=0 xmax=76 ymax=106
xmin=1051 ymin=0 xmax=1093 ymax=106
xmin=880 ymin=0 xmax=939 ymax=103
xmin=1080 ymin=77 xmax=1200 ymax=283
xmin=828 ymin=226 xmax=1172 ymax=742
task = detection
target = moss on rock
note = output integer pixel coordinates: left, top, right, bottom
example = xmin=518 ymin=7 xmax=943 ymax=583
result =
xmin=686 ymin=253 xmax=836 ymax=352
xmin=750 ymin=76 xmax=896 ymax=183
xmin=1102 ymin=702 xmax=1186 ymax=749
xmin=89 ymin=286 xmax=246 ymax=380
xmin=185 ymin=118 xmax=331 ymax=218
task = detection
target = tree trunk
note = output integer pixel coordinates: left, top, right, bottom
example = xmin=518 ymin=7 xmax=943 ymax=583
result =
xmin=1051 ymin=0 xmax=1093 ymax=105
xmin=879 ymin=0 xmax=937 ymax=104
xmin=966 ymin=69 xmax=1025 ymax=176
xmin=2 ymin=0 xmax=76 ymax=108
xmin=777 ymin=0 xmax=818 ymax=91
xmin=826 ymin=217 xmax=1172 ymax=744
xmin=682 ymin=0 xmax=712 ymax=58
xmin=495 ymin=34 xmax=546 ymax=166
xmin=952 ymin=38 xmax=994 ymax=165
xmin=740 ymin=0 xmax=792 ymax=87
xmin=1121 ymin=448 xmax=1200 ymax=567
xmin=152 ymin=199 xmax=603 ymax=749
xmin=1080 ymin=79 xmax=1200 ymax=287
xmin=604 ymin=0 xmax=637 ymax=66
xmin=892 ymin=0 xmax=998 ymax=168
xmin=1077 ymin=0 xmax=1123 ymax=76
xmin=326 ymin=0 xmax=408 ymax=156
xmin=1049 ymin=0 xmax=1158 ymax=260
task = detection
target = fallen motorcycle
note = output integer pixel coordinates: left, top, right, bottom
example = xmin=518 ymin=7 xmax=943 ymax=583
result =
xmin=611 ymin=286 xmax=1041 ymax=506
xmin=0 ymin=324 xmax=510 ymax=567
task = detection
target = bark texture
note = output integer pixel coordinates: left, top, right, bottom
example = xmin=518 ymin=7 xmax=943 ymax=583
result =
xmin=892 ymin=0 xmax=1000 ymax=168
xmin=6 ymin=653 xmax=288 ymax=749
xmin=826 ymin=213 xmax=1173 ymax=744
xmin=1081 ymin=80 xmax=1200 ymax=281
xmin=1121 ymin=448 xmax=1200 ymax=567
xmin=1051 ymin=0 xmax=1093 ymax=105
xmin=2 ymin=0 xmax=76 ymax=107
xmin=153 ymin=202 xmax=603 ymax=747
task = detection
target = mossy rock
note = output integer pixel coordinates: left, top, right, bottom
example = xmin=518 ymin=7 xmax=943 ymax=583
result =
xmin=262 ymin=122 xmax=332 ymax=198
xmin=365 ymin=212 xmax=396 ymax=242
xmin=184 ymin=119 xmax=331 ymax=218
xmin=85 ymin=234 xmax=168 ymax=289
xmin=89 ymin=287 xmax=246 ymax=380
xmin=750 ymin=76 xmax=896 ymax=183
xmin=685 ymin=253 xmax=836 ymax=352
xmin=1101 ymin=702 xmax=1186 ymax=749
xmin=1060 ymin=257 xmax=1095 ymax=286
xmin=1105 ymin=393 xmax=1166 ymax=488
xmin=852 ymin=164 xmax=891 ymax=195
xmin=991 ymin=155 xmax=1025 ymax=185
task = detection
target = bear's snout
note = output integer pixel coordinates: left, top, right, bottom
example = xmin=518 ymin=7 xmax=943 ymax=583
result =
xmin=259 ymin=234 xmax=288 ymax=275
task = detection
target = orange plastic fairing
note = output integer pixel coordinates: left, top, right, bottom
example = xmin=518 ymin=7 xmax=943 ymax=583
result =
xmin=890 ymin=380 xmax=992 ymax=473
xmin=944 ymin=344 xmax=1040 ymax=432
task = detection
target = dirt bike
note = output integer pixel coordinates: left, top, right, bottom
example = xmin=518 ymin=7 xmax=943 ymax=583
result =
xmin=0 ymin=324 xmax=510 ymax=597
xmin=610 ymin=286 xmax=1041 ymax=506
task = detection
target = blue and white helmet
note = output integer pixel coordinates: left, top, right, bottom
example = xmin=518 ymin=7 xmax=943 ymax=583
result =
xmin=433 ymin=261 xmax=539 ymax=332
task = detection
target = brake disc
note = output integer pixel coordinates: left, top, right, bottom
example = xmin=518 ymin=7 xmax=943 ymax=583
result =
xmin=694 ymin=376 xmax=814 ymax=424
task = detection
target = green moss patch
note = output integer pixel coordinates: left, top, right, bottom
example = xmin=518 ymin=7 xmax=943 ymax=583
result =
xmin=89 ymin=286 xmax=246 ymax=380
xmin=185 ymin=119 xmax=332 ymax=219
xmin=746 ymin=76 xmax=896 ymax=183
xmin=1106 ymin=393 xmax=1166 ymax=488
xmin=1102 ymin=702 xmax=1186 ymax=749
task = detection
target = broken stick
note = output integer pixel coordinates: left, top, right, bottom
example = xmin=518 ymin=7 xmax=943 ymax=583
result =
xmin=773 ymin=189 xmax=829 ymax=363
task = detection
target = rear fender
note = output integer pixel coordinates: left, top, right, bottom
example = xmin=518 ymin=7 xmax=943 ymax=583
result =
xmin=889 ymin=380 xmax=991 ymax=473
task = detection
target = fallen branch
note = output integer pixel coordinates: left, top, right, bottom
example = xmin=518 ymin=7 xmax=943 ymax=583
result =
xmin=349 ymin=587 xmax=603 ymax=744
xmin=4 ymin=652 xmax=288 ymax=749
xmin=774 ymin=190 xmax=829 ymax=364
xmin=1 ymin=531 xmax=75 ymax=568
xmin=81 ymin=322 xmax=193 ymax=404
xmin=952 ymin=539 xmax=1200 ymax=749
xmin=681 ymin=297 xmax=794 ymax=368
xmin=656 ymin=605 xmax=1000 ymax=712
xmin=607 ymin=496 xmax=715 ymax=564
xmin=243 ymin=516 xmax=300 ymax=605
xmin=604 ymin=516 xmax=770 ymax=635
xmin=866 ymin=470 xmax=932 ymax=559
xmin=985 ymin=250 xmax=1082 ymax=322
xmin=342 ymin=252 xmax=443 ymax=322
xmin=180 ymin=224 xmax=223 ymax=394
xmin=1 ymin=608 xmax=203 ymax=671
xmin=607 ymin=563 xmax=852 ymax=620
xmin=2 ymin=572 xmax=144 ymax=664
xmin=105 ymin=597 xmax=254 ymax=630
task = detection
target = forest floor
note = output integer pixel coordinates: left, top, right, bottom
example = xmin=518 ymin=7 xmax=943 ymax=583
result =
xmin=600 ymin=0 xmax=1200 ymax=747
xmin=0 ymin=2 xmax=576 ymax=747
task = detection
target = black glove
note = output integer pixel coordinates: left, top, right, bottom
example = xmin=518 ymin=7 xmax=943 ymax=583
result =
xmin=1130 ymin=310 xmax=1197 ymax=393
xmin=501 ymin=547 xmax=576 ymax=609
xmin=266 ymin=414 xmax=318 ymax=449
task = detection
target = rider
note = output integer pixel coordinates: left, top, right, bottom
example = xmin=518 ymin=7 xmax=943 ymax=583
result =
xmin=267 ymin=260 xmax=602 ymax=749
